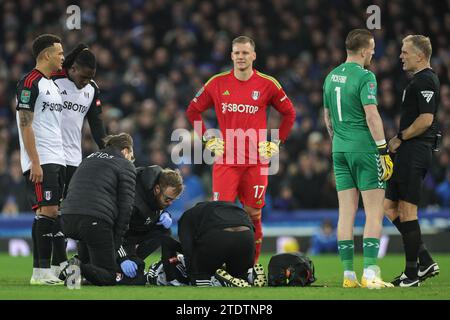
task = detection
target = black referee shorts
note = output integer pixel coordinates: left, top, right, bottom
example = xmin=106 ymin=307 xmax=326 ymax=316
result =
xmin=386 ymin=140 xmax=432 ymax=205
xmin=24 ymin=163 xmax=66 ymax=210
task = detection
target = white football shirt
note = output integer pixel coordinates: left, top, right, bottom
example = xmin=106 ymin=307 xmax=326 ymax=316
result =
xmin=53 ymin=76 xmax=100 ymax=166
xmin=16 ymin=69 xmax=65 ymax=172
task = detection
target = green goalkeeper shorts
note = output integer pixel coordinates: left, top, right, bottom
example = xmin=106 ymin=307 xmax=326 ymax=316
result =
xmin=332 ymin=152 xmax=386 ymax=192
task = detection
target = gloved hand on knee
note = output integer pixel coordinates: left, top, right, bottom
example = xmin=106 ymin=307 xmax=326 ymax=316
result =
xmin=120 ymin=259 xmax=138 ymax=278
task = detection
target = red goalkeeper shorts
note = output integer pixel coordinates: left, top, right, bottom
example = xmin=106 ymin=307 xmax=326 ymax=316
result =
xmin=212 ymin=164 xmax=268 ymax=209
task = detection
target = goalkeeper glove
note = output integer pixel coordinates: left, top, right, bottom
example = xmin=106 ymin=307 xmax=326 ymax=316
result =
xmin=377 ymin=143 xmax=393 ymax=181
xmin=258 ymin=140 xmax=281 ymax=159
xmin=203 ymin=136 xmax=224 ymax=157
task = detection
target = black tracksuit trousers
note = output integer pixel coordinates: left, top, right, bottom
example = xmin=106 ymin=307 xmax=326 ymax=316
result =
xmin=62 ymin=214 xmax=117 ymax=286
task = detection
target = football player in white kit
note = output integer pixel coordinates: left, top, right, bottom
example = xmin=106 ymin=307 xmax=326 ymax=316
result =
xmin=51 ymin=44 xmax=106 ymax=278
xmin=16 ymin=34 xmax=66 ymax=285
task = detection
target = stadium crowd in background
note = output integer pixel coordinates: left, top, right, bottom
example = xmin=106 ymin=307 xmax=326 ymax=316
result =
xmin=0 ymin=0 xmax=449 ymax=216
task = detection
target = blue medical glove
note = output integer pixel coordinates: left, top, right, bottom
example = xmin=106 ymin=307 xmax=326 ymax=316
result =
xmin=156 ymin=211 xmax=172 ymax=229
xmin=120 ymin=259 xmax=137 ymax=278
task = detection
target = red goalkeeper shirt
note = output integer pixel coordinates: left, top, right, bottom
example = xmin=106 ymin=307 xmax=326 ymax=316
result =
xmin=186 ymin=69 xmax=296 ymax=165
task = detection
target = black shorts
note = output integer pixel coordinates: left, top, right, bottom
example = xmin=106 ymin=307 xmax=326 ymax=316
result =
xmin=386 ymin=140 xmax=432 ymax=205
xmin=24 ymin=164 xmax=66 ymax=210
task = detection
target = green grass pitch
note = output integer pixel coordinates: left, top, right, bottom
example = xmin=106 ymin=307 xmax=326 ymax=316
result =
xmin=0 ymin=253 xmax=448 ymax=300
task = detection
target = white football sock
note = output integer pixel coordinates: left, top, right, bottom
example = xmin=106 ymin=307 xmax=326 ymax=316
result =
xmin=363 ymin=268 xmax=376 ymax=280
xmin=31 ymin=268 xmax=41 ymax=280
xmin=344 ymin=271 xmax=356 ymax=280
xmin=51 ymin=265 xmax=61 ymax=277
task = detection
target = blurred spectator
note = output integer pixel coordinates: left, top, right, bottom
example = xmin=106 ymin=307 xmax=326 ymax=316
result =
xmin=1 ymin=150 xmax=28 ymax=215
xmin=309 ymin=219 xmax=338 ymax=256
xmin=0 ymin=151 xmax=10 ymax=211
xmin=273 ymin=184 xmax=298 ymax=211
xmin=289 ymin=152 xmax=326 ymax=208
xmin=436 ymin=168 xmax=450 ymax=207
xmin=320 ymin=171 xmax=339 ymax=208
xmin=170 ymin=163 xmax=206 ymax=214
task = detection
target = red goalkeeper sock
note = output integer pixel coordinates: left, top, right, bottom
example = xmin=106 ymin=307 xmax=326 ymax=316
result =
xmin=252 ymin=217 xmax=263 ymax=264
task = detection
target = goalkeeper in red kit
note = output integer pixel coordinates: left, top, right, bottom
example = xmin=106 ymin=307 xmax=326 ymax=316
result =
xmin=186 ymin=36 xmax=296 ymax=262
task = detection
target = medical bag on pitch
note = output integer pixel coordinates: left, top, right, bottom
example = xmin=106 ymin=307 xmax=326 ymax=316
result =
xmin=268 ymin=252 xmax=316 ymax=287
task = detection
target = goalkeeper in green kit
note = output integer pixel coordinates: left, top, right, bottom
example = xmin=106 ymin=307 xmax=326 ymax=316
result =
xmin=322 ymin=29 xmax=394 ymax=289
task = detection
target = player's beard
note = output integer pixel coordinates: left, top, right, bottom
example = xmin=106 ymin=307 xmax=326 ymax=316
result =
xmin=157 ymin=200 xmax=168 ymax=210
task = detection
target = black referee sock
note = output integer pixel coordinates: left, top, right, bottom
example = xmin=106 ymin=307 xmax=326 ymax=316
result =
xmin=32 ymin=216 xmax=39 ymax=268
xmin=418 ymin=243 xmax=434 ymax=266
xmin=401 ymin=220 xmax=421 ymax=280
xmin=36 ymin=216 xmax=55 ymax=268
xmin=51 ymin=215 xmax=67 ymax=266
xmin=392 ymin=217 xmax=403 ymax=234
xmin=393 ymin=217 xmax=434 ymax=267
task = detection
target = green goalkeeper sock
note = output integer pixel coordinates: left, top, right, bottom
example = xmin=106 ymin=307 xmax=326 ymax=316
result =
xmin=338 ymin=240 xmax=354 ymax=271
xmin=363 ymin=238 xmax=380 ymax=268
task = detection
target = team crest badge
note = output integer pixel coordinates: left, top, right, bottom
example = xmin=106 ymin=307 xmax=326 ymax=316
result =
xmin=251 ymin=90 xmax=260 ymax=100
xmin=44 ymin=191 xmax=52 ymax=201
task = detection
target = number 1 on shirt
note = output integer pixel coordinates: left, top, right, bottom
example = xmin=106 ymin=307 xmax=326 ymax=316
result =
xmin=335 ymin=86 xmax=342 ymax=121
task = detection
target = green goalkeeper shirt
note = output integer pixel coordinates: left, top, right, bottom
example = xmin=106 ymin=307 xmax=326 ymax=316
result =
xmin=323 ymin=62 xmax=378 ymax=153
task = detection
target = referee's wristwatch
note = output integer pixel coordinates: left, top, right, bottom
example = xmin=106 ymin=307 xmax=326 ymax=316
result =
xmin=397 ymin=131 xmax=404 ymax=142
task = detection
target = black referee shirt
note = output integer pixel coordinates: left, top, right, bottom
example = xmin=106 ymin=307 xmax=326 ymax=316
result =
xmin=399 ymin=68 xmax=440 ymax=141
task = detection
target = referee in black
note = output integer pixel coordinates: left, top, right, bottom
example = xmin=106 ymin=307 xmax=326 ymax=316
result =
xmin=384 ymin=35 xmax=440 ymax=287
xmin=178 ymin=201 xmax=255 ymax=287
xmin=61 ymin=133 xmax=136 ymax=286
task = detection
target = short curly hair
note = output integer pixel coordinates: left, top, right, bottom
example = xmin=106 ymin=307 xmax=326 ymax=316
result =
xmin=32 ymin=34 xmax=62 ymax=59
